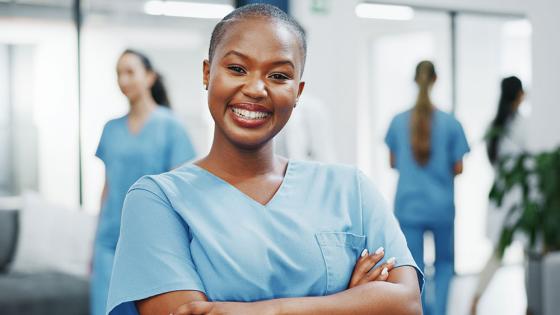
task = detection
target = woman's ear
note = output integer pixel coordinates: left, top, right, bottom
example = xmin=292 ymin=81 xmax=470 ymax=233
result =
xmin=294 ymin=81 xmax=305 ymax=108
xmin=203 ymin=59 xmax=210 ymax=90
xmin=297 ymin=81 xmax=305 ymax=99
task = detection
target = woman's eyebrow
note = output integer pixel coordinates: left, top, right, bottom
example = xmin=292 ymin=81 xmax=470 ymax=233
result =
xmin=269 ymin=60 xmax=295 ymax=70
xmin=223 ymin=50 xmax=248 ymax=60
xmin=222 ymin=50 xmax=295 ymax=70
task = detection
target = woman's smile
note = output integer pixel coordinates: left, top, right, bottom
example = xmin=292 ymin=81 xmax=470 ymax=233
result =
xmin=228 ymin=102 xmax=273 ymax=128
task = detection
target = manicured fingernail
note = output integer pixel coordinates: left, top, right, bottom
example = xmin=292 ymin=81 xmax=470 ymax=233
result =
xmin=361 ymin=249 xmax=368 ymax=257
xmin=375 ymin=246 xmax=384 ymax=255
xmin=382 ymin=267 xmax=388 ymax=276
xmin=387 ymin=257 xmax=396 ymax=265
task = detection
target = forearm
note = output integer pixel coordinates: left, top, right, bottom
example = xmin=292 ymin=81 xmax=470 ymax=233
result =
xmin=270 ymin=281 xmax=421 ymax=315
xmin=163 ymin=268 xmax=421 ymax=315
xmin=138 ymin=290 xmax=208 ymax=315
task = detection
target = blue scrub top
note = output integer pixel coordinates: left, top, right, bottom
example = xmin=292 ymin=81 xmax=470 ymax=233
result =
xmin=107 ymin=160 xmax=423 ymax=315
xmin=385 ymin=109 xmax=469 ymax=225
xmin=95 ymin=107 xmax=196 ymax=247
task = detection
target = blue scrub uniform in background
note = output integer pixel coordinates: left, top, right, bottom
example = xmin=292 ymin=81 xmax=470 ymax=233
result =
xmin=107 ymin=161 xmax=424 ymax=315
xmin=385 ymin=109 xmax=469 ymax=315
xmin=91 ymin=106 xmax=196 ymax=315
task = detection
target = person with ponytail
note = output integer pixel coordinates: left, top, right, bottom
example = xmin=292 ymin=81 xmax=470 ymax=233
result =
xmin=470 ymin=76 xmax=525 ymax=315
xmin=385 ymin=60 xmax=470 ymax=315
xmin=90 ymin=49 xmax=196 ymax=315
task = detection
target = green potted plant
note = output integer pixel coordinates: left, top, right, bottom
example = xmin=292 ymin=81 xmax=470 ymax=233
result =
xmin=489 ymin=146 xmax=560 ymax=315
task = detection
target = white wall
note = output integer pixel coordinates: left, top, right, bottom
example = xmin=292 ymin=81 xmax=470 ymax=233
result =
xmin=528 ymin=0 xmax=560 ymax=151
xmin=0 ymin=19 xmax=79 ymax=207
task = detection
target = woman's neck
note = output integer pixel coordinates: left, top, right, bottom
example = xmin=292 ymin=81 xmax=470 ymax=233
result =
xmin=129 ymin=95 xmax=157 ymax=118
xmin=200 ymin=129 xmax=281 ymax=179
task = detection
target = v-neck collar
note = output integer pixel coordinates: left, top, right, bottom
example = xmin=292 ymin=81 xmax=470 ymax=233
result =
xmin=190 ymin=160 xmax=293 ymax=208
xmin=125 ymin=107 xmax=159 ymax=137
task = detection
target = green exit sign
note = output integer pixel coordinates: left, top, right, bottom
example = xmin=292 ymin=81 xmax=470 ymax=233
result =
xmin=311 ymin=0 xmax=330 ymax=14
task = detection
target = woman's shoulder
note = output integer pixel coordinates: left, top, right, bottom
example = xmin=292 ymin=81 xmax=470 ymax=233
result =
xmin=288 ymin=160 xmax=361 ymax=184
xmin=435 ymin=109 xmax=459 ymax=122
xmin=103 ymin=115 xmax=127 ymax=130
xmin=293 ymin=161 xmax=386 ymax=207
xmin=393 ymin=110 xmax=411 ymax=121
xmin=387 ymin=110 xmax=411 ymax=130
xmin=127 ymin=163 xmax=202 ymax=199
xmin=434 ymin=109 xmax=465 ymax=130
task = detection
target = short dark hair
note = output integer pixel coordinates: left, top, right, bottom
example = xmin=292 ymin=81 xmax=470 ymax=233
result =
xmin=208 ymin=3 xmax=307 ymax=74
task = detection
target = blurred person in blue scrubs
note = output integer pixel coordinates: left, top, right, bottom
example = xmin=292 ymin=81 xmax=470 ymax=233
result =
xmin=470 ymin=76 xmax=526 ymax=315
xmin=90 ymin=49 xmax=196 ymax=315
xmin=385 ymin=60 xmax=470 ymax=315
xmin=106 ymin=4 xmax=423 ymax=315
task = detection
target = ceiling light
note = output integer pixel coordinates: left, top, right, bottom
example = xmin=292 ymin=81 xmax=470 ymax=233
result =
xmin=144 ymin=1 xmax=234 ymax=19
xmin=355 ymin=3 xmax=414 ymax=21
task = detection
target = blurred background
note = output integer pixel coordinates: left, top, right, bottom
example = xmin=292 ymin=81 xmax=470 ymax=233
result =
xmin=0 ymin=0 xmax=558 ymax=315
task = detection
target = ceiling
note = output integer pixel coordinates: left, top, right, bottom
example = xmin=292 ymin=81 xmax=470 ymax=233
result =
xmin=0 ymin=0 xmax=233 ymax=11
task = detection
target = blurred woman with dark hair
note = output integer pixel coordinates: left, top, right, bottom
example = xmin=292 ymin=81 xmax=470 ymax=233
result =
xmin=471 ymin=76 xmax=526 ymax=315
xmin=90 ymin=49 xmax=196 ymax=315
xmin=385 ymin=61 xmax=470 ymax=315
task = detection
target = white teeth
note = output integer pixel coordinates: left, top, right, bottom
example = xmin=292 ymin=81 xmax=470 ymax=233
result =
xmin=231 ymin=107 xmax=271 ymax=120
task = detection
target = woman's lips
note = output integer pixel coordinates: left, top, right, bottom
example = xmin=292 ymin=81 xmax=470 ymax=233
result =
xmin=228 ymin=103 xmax=272 ymax=128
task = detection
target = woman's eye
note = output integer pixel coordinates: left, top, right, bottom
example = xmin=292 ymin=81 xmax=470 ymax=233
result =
xmin=270 ymin=73 xmax=290 ymax=80
xmin=228 ymin=66 xmax=246 ymax=74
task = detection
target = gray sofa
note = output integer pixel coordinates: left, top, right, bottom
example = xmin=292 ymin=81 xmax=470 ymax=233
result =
xmin=0 ymin=208 xmax=90 ymax=315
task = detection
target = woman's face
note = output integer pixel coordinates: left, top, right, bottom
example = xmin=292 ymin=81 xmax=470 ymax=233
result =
xmin=203 ymin=17 xmax=305 ymax=150
xmin=513 ymin=90 xmax=526 ymax=111
xmin=116 ymin=53 xmax=155 ymax=103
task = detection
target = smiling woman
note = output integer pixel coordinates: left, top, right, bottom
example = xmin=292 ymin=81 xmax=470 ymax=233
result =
xmin=106 ymin=4 xmax=423 ymax=315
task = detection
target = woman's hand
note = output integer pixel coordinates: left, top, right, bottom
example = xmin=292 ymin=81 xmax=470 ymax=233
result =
xmin=347 ymin=247 xmax=397 ymax=289
xmin=171 ymin=301 xmax=274 ymax=315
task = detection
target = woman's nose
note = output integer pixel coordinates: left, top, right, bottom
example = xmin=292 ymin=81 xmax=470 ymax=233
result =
xmin=242 ymin=75 xmax=267 ymax=100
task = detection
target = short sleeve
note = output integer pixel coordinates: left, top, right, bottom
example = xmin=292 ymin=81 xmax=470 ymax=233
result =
xmin=107 ymin=177 xmax=205 ymax=315
xmin=167 ymin=120 xmax=196 ymax=170
xmin=384 ymin=117 xmax=398 ymax=153
xmin=95 ymin=122 xmax=110 ymax=163
xmin=450 ymin=118 xmax=470 ymax=163
xmin=358 ymin=171 xmax=424 ymax=291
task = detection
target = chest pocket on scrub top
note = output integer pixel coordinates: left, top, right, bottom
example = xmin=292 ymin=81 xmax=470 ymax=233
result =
xmin=315 ymin=232 xmax=366 ymax=295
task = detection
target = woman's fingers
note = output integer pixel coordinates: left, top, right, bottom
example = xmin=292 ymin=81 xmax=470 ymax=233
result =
xmin=366 ymin=257 xmax=397 ymax=282
xmin=354 ymin=247 xmax=385 ymax=274
xmin=171 ymin=303 xmax=191 ymax=315
xmin=348 ymin=247 xmax=385 ymax=288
